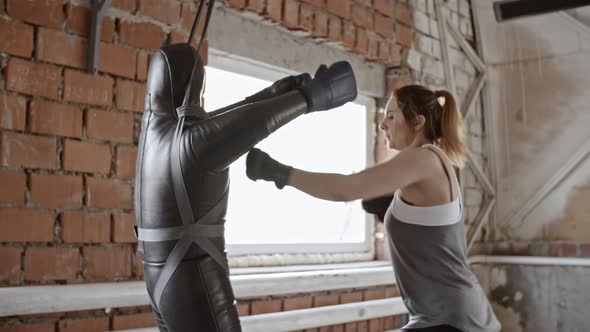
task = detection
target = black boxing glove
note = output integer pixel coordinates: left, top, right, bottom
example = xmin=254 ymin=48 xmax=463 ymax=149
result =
xmin=362 ymin=194 xmax=394 ymax=223
xmin=246 ymin=148 xmax=293 ymax=189
xmin=298 ymin=61 xmax=357 ymax=113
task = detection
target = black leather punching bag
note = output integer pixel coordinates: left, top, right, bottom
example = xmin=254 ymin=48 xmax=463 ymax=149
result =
xmin=133 ymin=3 xmax=357 ymax=331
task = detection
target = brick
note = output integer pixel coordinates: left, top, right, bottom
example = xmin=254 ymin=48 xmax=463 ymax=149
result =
xmin=0 ymin=247 xmax=22 ymax=282
xmin=24 ymin=247 xmax=79 ymax=281
xmin=326 ymin=0 xmax=350 ymax=19
xmin=64 ymin=70 xmax=113 ymax=107
xmin=0 ymin=18 xmax=34 ymax=57
xmin=30 ymin=100 xmax=82 ymax=138
xmin=65 ymin=4 xmax=115 ymax=42
xmin=120 ymin=21 xmax=165 ymax=50
xmin=116 ymin=146 xmax=137 ymax=177
xmin=111 ymin=312 xmax=156 ymax=330
xmin=180 ymin=3 xmax=208 ymax=37
xmin=0 ymin=323 xmax=55 ymax=332
xmin=351 ymin=4 xmax=373 ymax=29
xmin=344 ymin=322 xmax=357 ymax=331
xmin=86 ymin=177 xmax=133 ymax=209
xmin=382 ymin=316 xmax=395 ymax=329
xmin=357 ymin=321 xmax=368 ymax=331
xmin=374 ymin=0 xmax=394 ymax=17
xmin=62 ymin=139 xmax=111 ymax=174
xmin=0 ymin=94 xmax=27 ymax=131
xmin=561 ymin=243 xmax=577 ymax=257
xmin=378 ymin=41 xmax=390 ymax=62
xmin=364 ymin=288 xmax=386 ymax=301
xmin=367 ymin=35 xmax=379 ymax=60
xmin=340 ymin=291 xmax=363 ymax=304
xmin=5 ymin=58 xmax=60 ymax=99
xmin=7 ymin=0 xmax=63 ymax=28
xmin=342 ymin=22 xmax=355 ymax=49
xmin=0 ymin=170 xmax=26 ymax=204
xmin=413 ymin=10 xmax=430 ymax=35
xmin=247 ymin=0 xmax=265 ymax=13
xmin=330 ymin=324 xmax=344 ymax=332
xmin=83 ymin=246 xmax=131 ymax=279
xmin=303 ymin=0 xmax=324 ymax=6
xmin=267 ymin=0 xmax=283 ymax=21
xmin=300 ymin=4 xmax=314 ymax=33
xmin=99 ymin=43 xmax=137 ymax=79
xmin=36 ymin=28 xmax=86 ymax=69
xmin=58 ymin=317 xmax=109 ymax=332
xmin=168 ymin=30 xmax=187 ymax=45
xmin=396 ymin=24 xmax=412 ymax=47
xmin=388 ymin=43 xmax=402 ymax=65
xmin=327 ymin=16 xmax=342 ymax=42
xmin=139 ymin=0 xmax=180 ymax=24
xmin=251 ymin=300 xmax=282 ymax=314
xmin=112 ymin=0 xmax=136 ymax=11
xmin=0 ymin=132 xmax=57 ymax=169
xmin=314 ymin=295 xmax=338 ymax=307
xmin=354 ymin=29 xmax=368 ymax=54
xmin=30 ymin=173 xmax=83 ymax=208
xmin=228 ymin=0 xmax=246 ymax=9
xmin=86 ymin=109 xmax=134 ymax=143
xmin=116 ymin=80 xmax=147 ymax=113
xmin=237 ymin=303 xmax=249 ymax=316
xmin=283 ymin=0 xmax=300 ymax=29
xmin=581 ymin=244 xmax=590 ymax=257
xmin=136 ymin=52 xmax=149 ymax=81
xmin=395 ymin=3 xmax=412 ymax=25
xmin=0 ymin=208 xmax=55 ymax=242
xmin=284 ymin=297 xmax=312 ymax=311
xmin=61 ymin=211 xmax=110 ymax=243
xmin=375 ymin=14 xmax=395 ymax=38
xmin=198 ymin=38 xmax=208 ymax=65
xmin=385 ymin=286 xmax=399 ymax=297
xmin=313 ymin=11 xmax=328 ymax=38
xmin=113 ymin=213 xmax=137 ymax=243
xmin=134 ymin=250 xmax=143 ymax=278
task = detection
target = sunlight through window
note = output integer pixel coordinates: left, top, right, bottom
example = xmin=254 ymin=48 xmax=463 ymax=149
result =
xmin=204 ymin=66 xmax=368 ymax=247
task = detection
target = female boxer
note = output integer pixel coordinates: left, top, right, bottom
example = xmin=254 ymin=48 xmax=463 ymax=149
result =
xmin=246 ymin=85 xmax=501 ymax=332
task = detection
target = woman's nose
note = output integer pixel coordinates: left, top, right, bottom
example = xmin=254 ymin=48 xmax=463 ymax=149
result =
xmin=379 ymin=118 xmax=387 ymax=131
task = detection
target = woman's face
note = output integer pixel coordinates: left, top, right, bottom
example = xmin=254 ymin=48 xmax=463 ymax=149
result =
xmin=379 ymin=96 xmax=413 ymax=150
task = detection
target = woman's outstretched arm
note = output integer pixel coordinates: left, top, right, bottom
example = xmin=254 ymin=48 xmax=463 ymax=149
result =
xmin=247 ymin=147 xmax=435 ymax=201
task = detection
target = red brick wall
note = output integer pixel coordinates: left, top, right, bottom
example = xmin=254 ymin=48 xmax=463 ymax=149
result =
xmin=0 ymin=0 xmax=418 ymax=330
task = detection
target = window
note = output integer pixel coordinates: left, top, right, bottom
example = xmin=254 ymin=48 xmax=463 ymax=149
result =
xmin=204 ymin=62 xmax=375 ymax=257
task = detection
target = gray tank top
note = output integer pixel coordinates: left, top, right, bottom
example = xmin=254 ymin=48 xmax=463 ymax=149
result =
xmin=384 ymin=144 xmax=500 ymax=332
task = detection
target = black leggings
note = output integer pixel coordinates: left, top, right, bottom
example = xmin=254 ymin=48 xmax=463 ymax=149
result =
xmin=402 ymin=325 xmax=463 ymax=332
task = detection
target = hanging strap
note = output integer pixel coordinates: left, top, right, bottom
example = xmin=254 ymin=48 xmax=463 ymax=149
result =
xmin=179 ymin=0 xmax=216 ymax=111
xmin=142 ymin=110 xmax=229 ymax=309
xmin=146 ymin=187 xmax=229 ymax=308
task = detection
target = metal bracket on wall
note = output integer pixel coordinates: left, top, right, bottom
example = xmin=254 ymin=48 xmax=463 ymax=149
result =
xmin=435 ymin=1 xmax=496 ymax=251
xmin=87 ymin=0 xmax=112 ymax=74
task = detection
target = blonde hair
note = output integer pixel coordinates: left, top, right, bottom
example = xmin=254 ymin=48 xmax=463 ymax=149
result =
xmin=394 ymin=85 xmax=466 ymax=168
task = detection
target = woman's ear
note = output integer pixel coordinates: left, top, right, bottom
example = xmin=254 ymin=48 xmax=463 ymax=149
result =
xmin=414 ymin=114 xmax=426 ymax=131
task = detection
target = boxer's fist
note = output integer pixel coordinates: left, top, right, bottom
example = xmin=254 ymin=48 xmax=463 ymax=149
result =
xmin=246 ymin=148 xmax=293 ymax=189
xmin=298 ymin=61 xmax=357 ymax=113
xmin=362 ymin=194 xmax=394 ymax=223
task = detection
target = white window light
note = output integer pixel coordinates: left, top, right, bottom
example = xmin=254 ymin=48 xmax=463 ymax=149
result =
xmin=203 ymin=58 xmax=376 ymax=257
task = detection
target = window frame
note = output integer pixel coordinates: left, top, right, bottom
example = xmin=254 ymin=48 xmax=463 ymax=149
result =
xmin=207 ymin=50 xmax=377 ymax=257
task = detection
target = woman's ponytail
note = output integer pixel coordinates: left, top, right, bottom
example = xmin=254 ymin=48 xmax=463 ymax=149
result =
xmin=435 ymin=90 xmax=466 ymax=168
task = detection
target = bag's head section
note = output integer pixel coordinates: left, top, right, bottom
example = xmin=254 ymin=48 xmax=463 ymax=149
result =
xmin=146 ymin=43 xmax=205 ymax=117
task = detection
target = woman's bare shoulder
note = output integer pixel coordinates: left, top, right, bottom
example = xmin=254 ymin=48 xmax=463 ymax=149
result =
xmin=394 ymin=146 xmax=440 ymax=170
